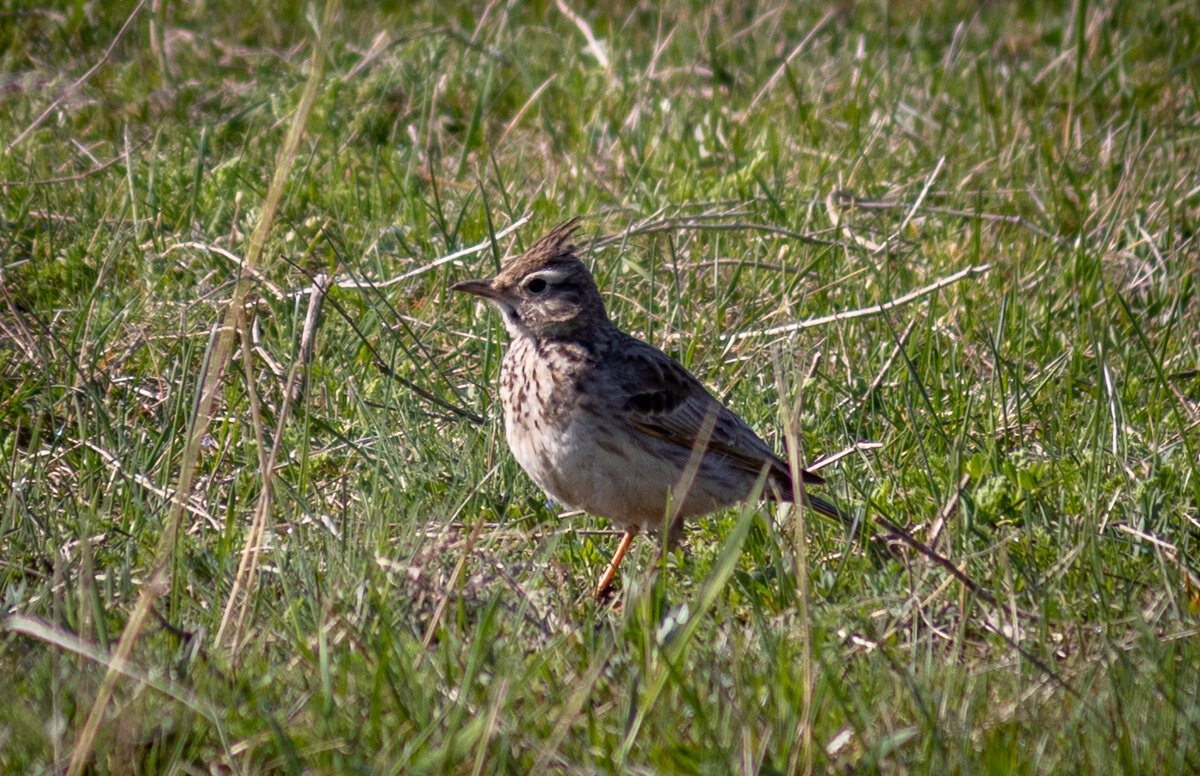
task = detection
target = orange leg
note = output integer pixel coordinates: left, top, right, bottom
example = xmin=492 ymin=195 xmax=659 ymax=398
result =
xmin=594 ymin=528 xmax=638 ymax=599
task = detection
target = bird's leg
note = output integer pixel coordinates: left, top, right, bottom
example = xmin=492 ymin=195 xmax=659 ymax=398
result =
xmin=595 ymin=528 xmax=639 ymax=599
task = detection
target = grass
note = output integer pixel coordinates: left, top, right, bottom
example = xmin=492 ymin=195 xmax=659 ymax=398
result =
xmin=2 ymin=0 xmax=1199 ymax=773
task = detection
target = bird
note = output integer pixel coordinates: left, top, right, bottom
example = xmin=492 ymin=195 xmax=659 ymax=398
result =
xmin=452 ymin=218 xmax=844 ymax=598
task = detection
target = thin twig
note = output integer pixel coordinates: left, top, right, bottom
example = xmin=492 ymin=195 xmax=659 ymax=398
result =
xmin=66 ymin=4 xmax=339 ymax=771
xmin=555 ymin=0 xmax=609 ymax=69
xmin=892 ymin=156 xmax=945 ymax=241
xmin=837 ymin=191 xmax=1070 ymax=245
xmin=6 ymin=0 xmax=147 ymax=154
xmin=836 ymin=317 xmax=919 ymax=413
xmin=497 ymin=77 xmax=556 ymax=148
xmin=81 ymin=440 xmax=218 ymax=528
xmin=927 ymin=474 xmax=971 ymax=552
xmin=776 ymin=350 xmax=821 ymax=775
xmin=1114 ymin=522 xmax=1200 ymax=592
xmin=747 ymin=9 xmax=836 ymax=112
xmin=0 ymin=151 xmax=127 ymax=186
xmin=275 ymin=254 xmax=485 ymax=426
xmin=730 ymin=264 xmax=991 ymax=340
xmin=591 ymin=216 xmax=844 ymax=250
xmin=163 ymin=242 xmax=286 ymax=301
xmin=220 ymin=274 xmax=332 ymax=652
xmin=373 ymin=357 xmax=485 ymax=426
xmin=69 ymin=322 xmax=221 ymax=776
xmin=807 ymin=441 xmax=883 ymax=472
xmin=870 ymin=510 xmax=1038 ymax=621
xmin=332 ymin=214 xmax=530 ymax=291
xmin=293 ymin=273 xmax=331 ymax=395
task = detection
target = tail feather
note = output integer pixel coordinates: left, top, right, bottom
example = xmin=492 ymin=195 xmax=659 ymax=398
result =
xmin=766 ymin=466 xmax=846 ymax=523
xmin=772 ymin=468 xmax=896 ymax=560
xmin=802 ymin=491 xmax=845 ymax=523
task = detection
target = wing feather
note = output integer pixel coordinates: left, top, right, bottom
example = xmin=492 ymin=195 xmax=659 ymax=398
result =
xmin=610 ymin=339 xmax=824 ymax=488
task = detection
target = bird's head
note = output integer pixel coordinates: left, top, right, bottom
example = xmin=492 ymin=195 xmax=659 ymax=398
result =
xmin=452 ymin=218 xmax=609 ymax=339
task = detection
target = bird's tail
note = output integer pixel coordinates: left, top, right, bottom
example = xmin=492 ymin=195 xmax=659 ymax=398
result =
xmin=803 ymin=491 xmax=846 ymax=523
xmin=767 ymin=468 xmax=846 ymax=523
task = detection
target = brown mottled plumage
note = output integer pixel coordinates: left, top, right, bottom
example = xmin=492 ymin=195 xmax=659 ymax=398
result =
xmin=453 ymin=218 xmax=842 ymax=597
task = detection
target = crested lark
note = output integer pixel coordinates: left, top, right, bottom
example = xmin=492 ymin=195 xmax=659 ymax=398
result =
xmin=453 ymin=218 xmax=843 ymax=597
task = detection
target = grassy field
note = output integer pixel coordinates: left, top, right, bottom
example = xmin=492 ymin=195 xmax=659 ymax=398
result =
xmin=2 ymin=0 xmax=1199 ymax=773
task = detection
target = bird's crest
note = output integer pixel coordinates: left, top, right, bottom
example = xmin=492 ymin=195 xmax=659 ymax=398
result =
xmin=495 ymin=217 xmax=585 ymax=285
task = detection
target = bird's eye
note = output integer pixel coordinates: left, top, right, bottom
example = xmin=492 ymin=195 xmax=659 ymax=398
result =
xmin=527 ymin=278 xmax=548 ymax=294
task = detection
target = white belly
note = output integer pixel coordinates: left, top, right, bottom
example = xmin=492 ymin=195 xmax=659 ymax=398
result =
xmin=504 ymin=397 xmax=740 ymax=534
xmin=498 ymin=336 xmax=746 ymax=535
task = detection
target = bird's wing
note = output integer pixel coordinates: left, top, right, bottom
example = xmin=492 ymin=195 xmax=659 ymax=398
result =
xmin=608 ymin=338 xmax=824 ymax=488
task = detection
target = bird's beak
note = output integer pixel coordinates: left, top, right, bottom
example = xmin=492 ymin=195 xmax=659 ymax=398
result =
xmin=451 ymin=279 xmax=504 ymax=302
